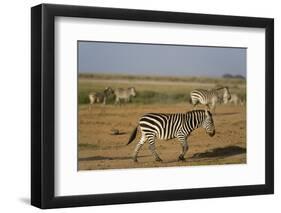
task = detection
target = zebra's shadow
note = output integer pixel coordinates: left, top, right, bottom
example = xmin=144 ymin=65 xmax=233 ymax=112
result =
xmin=215 ymin=112 xmax=240 ymax=116
xmin=191 ymin=145 xmax=246 ymax=159
xmin=79 ymin=155 xmax=150 ymax=162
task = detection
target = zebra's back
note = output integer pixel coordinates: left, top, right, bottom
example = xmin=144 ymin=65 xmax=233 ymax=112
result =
xmin=114 ymin=88 xmax=128 ymax=97
xmin=114 ymin=88 xmax=135 ymax=98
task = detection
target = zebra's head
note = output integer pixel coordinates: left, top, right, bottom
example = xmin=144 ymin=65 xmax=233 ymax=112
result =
xmin=223 ymin=87 xmax=231 ymax=103
xmin=129 ymin=87 xmax=137 ymax=97
xmin=104 ymin=87 xmax=114 ymax=96
xmin=202 ymin=110 xmax=215 ymax=137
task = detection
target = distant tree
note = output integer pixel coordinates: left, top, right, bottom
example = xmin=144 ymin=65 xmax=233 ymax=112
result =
xmin=222 ymin=73 xmax=245 ymax=80
xmin=234 ymin=75 xmax=246 ymax=80
xmin=222 ymin=74 xmax=233 ymax=78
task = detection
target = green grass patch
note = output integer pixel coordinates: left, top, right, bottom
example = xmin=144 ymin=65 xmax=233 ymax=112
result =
xmin=79 ymin=90 xmax=191 ymax=105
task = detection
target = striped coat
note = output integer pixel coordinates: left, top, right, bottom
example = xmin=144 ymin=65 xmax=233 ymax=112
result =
xmin=127 ymin=110 xmax=215 ymax=162
xmin=190 ymin=87 xmax=231 ymax=113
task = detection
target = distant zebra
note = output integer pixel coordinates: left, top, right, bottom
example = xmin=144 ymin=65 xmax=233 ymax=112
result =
xmin=127 ymin=110 xmax=215 ymax=162
xmin=88 ymin=87 xmax=113 ymax=108
xmin=114 ymin=87 xmax=136 ymax=104
xmin=227 ymin=94 xmax=244 ymax=106
xmin=190 ymin=87 xmax=231 ymax=113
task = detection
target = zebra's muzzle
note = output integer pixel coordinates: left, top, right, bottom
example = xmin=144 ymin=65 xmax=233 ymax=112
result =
xmin=208 ymin=130 xmax=215 ymax=137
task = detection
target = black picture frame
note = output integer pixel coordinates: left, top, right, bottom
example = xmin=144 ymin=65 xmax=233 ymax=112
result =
xmin=31 ymin=3 xmax=274 ymax=209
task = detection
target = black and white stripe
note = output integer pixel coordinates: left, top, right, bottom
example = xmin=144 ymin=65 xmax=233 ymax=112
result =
xmin=190 ymin=87 xmax=231 ymax=113
xmin=127 ymin=110 xmax=215 ymax=162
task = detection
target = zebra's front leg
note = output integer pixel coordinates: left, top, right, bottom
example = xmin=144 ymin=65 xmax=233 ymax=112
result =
xmin=147 ymin=136 xmax=162 ymax=162
xmin=178 ymin=136 xmax=188 ymax=161
xmin=132 ymin=135 xmax=146 ymax=162
xmin=115 ymin=97 xmax=120 ymax=105
xmin=211 ymin=103 xmax=216 ymax=114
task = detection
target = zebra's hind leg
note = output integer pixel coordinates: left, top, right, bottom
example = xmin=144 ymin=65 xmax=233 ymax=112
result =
xmin=147 ymin=136 xmax=162 ymax=162
xmin=178 ymin=136 xmax=188 ymax=161
xmin=132 ymin=134 xmax=146 ymax=162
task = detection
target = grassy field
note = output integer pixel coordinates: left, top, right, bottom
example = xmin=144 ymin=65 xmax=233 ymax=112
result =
xmin=79 ymin=73 xmax=246 ymax=105
xmin=78 ymin=73 xmax=246 ymax=170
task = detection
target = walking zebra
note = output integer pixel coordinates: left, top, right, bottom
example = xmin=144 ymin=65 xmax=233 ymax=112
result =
xmin=114 ymin=87 xmax=136 ymax=104
xmin=127 ymin=110 xmax=215 ymax=162
xmin=190 ymin=87 xmax=231 ymax=113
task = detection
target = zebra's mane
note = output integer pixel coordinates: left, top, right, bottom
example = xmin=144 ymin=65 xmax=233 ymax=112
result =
xmin=187 ymin=110 xmax=211 ymax=117
xmin=189 ymin=109 xmax=205 ymax=113
xmin=214 ymin=86 xmax=228 ymax=91
xmin=186 ymin=109 xmax=212 ymax=117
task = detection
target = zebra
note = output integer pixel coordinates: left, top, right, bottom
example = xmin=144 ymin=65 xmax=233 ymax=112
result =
xmin=127 ymin=109 xmax=215 ymax=162
xmin=190 ymin=87 xmax=231 ymax=113
xmin=88 ymin=87 xmax=113 ymax=108
xmin=227 ymin=93 xmax=244 ymax=106
xmin=114 ymin=87 xmax=136 ymax=104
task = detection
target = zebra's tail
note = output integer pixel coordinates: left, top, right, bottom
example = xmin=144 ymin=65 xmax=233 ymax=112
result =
xmin=127 ymin=126 xmax=138 ymax=145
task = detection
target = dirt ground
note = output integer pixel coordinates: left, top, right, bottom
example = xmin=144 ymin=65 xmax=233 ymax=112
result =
xmin=78 ymin=103 xmax=246 ymax=170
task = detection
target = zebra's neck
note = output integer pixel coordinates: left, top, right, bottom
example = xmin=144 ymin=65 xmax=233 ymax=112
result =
xmin=184 ymin=110 xmax=205 ymax=133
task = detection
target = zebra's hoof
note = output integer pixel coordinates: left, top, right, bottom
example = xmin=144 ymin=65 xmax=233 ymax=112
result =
xmin=155 ymin=158 xmax=163 ymax=162
xmin=133 ymin=158 xmax=138 ymax=162
xmin=178 ymin=155 xmax=186 ymax=161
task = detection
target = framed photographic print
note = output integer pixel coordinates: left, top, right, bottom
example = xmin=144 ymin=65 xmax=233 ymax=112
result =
xmin=31 ymin=3 xmax=274 ymax=209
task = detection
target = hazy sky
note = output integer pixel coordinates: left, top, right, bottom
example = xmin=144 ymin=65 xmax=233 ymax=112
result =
xmin=78 ymin=41 xmax=246 ymax=78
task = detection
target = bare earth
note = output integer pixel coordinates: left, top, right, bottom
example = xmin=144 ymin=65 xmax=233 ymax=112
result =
xmin=78 ymin=103 xmax=246 ymax=170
